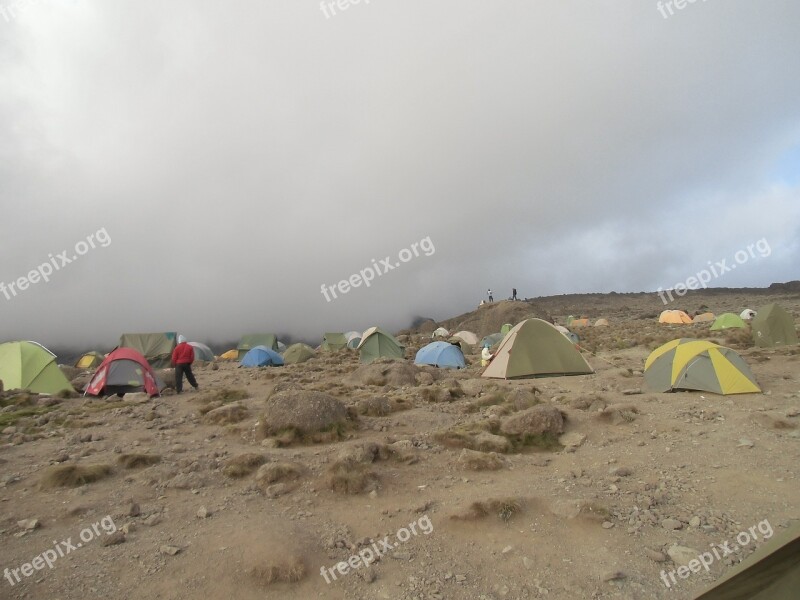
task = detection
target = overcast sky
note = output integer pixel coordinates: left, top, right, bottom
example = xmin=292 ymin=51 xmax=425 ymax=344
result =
xmin=1 ymin=0 xmax=799 ymax=350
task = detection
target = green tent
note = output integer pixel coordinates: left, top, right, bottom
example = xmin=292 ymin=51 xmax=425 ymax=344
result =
xmin=321 ymin=333 xmax=348 ymax=351
xmin=283 ymin=343 xmax=316 ymax=365
xmin=482 ymin=319 xmax=593 ymax=379
xmin=119 ymin=332 xmax=177 ymax=368
xmin=500 ymin=323 xmax=513 ymax=335
xmin=752 ymin=304 xmax=798 ymax=348
xmin=237 ymin=334 xmax=278 ymax=359
xmin=480 ymin=333 xmax=505 ymax=348
xmin=692 ymin=520 xmax=800 ymax=600
xmin=0 ymin=341 xmax=74 ymax=394
xmin=357 ymin=327 xmax=405 ymax=364
xmin=710 ymin=313 xmax=747 ymax=331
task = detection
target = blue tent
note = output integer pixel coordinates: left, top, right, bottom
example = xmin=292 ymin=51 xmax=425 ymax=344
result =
xmin=414 ymin=341 xmax=466 ymax=369
xmin=239 ymin=345 xmax=284 ymax=367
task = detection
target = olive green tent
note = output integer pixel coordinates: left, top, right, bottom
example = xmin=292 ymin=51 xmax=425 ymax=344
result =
xmin=0 ymin=341 xmax=74 ymax=394
xmin=119 ymin=332 xmax=177 ymax=368
xmin=692 ymin=520 xmax=800 ymax=600
xmin=482 ymin=319 xmax=593 ymax=379
xmin=357 ymin=327 xmax=405 ymax=364
xmin=321 ymin=333 xmax=348 ymax=351
xmin=283 ymin=343 xmax=316 ymax=365
xmin=237 ymin=334 xmax=278 ymax=359
xmin=752 ymin=304 xmax=798 ymax=348
xmin=500 ymin=323 xmax=513 ymax=335
xmin=710 ymin=313 xmax=747 ymax=331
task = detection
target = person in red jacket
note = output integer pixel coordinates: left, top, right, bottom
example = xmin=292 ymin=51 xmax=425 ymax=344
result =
xmin=172 ymin=335 xmax=199 ymax=393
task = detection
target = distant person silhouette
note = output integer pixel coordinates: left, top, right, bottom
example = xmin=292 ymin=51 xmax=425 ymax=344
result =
xmin=487 ymin=289 xmax=493 ymax=302
xmin=512 ymin=288 xmax=517 ymax=301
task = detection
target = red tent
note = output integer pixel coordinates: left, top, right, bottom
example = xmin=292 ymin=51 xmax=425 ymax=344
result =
xmin=85 ymin=348 xmax=162 ymax=397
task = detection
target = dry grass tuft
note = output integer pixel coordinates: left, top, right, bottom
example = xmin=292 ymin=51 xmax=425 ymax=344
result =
xmin=256 ymin=462 xmax=305 ymax=485
xmin=451 ymin=497 xmax=523 ymax=522
xmin=251 ymin=556 xmax=306 ymax=585
xmin=40 ymin=464 xmax=113 ymax=489
xmin=117 ymin=454 xmax=162 ymax=469
xmin=325 ymin=459 xmax=379 ymax=494
xmin=223 ymin=453 xmax=268 ymax=478
xmin=457 ymin=449 xmax=507 ymax=471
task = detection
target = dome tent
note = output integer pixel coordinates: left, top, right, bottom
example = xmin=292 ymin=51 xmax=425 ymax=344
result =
xmin=0 ymin=341 xmax=75 ymax=395
xmin=482 ymin=319 xmax=593 ymax=379
xmin=414 ymin=341 xmax=466 ymax=369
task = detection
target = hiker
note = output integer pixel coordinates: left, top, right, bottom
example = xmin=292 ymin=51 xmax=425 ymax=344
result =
xmin=481 ymin=344 xmax=493 ymax=367
xmin=487 ymin=289 xmax=493 ymax=302
xmin=512 ymin=288 xmax=517 ymax=301
xmin=172 ymin=335 xmax=199 ymax=393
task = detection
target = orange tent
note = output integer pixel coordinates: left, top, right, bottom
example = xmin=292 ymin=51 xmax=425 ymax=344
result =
xmin=659 ymin=310 xmax=693 ymax=324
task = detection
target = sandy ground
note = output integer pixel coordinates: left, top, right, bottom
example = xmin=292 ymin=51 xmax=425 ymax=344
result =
xmin=1 ymin=289 xmax=798 ymax=600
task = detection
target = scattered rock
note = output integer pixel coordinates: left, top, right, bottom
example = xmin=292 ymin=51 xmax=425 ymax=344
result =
xmin=644 ymin=548 xmax=668 ymax=563
xmin=661 ymin=518 xmax=683 ymax=530
xmin=601 ymin=571 xmax=626 ymax=582
xmin=159 ymin=544 xmax=181 ymax=556
xmin=667 ymin=545 xmax=701 ymax=566
xmin=196 ymin=507 xmax=211 ymax=519
xmin=500 ymin=405 xmax=565 ymax=437
xmin=559 ymin=432 xmax=586 ymax=449
xmin=17 ymin=519 xmax=40 ymax=531
xmin=101 ymin=531 xmax=126 ymax=546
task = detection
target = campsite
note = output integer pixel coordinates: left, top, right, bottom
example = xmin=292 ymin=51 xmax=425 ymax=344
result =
xmin=0 ymin=288 xmax=798 ymax=600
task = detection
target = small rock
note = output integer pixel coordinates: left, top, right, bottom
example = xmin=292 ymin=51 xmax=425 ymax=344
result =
xmin=101 ymin=531 xmax=126 ymax=546
xmin=126 ymin=502 xmax=141 ymax=517
xmin=392 ymin=551 xmax=411 ymax=561
xmin=455 ymin=574 xmax=467 ymax=582
xmin=17 ymin=519 xmax=40 ymax=531
xmin=522 ymin=557 xmax=532 ymax=569
xmin=644 ymin=548 xmax=668 ymax=563
xmin=196 ymin=507 xmax=211 ymax=519
xmin=501 ymin=545 xmax=513 ymax=554
xmin=737 ymin=438 xmax=755 ymax=448
xmin=559 ymin=432 xmax=586 ymax=449
xmin=622 ymin=389 xmax=642 ymax=395
xmin=601 ymin=571 xmax=626 ymax=582
xmin=2 ymin=426 xmax=17 ymax=435
xmin=667 ymin=544 xmax=701 ymax=566
xmin=689 ymin=516 xmax=701 ymax=527
xmin=159 ymin=545 xmax=181 ymax=556
xmin=369 ymin=490 xmax=378 ymax=499
xmin=143 ymin=514 xmax=161 ymax=527
xmin=609 ymin=466 xmax=633 ymax=477
xmin=602 ymin=521 xmax=615 ymax=529
xmin=661 ymin=518 xmax=682 ymax=530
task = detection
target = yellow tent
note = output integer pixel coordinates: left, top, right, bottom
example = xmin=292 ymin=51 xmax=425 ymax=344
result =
xmin=220 ymin=349 xmax=239 ymax=360
xmin=659 ymin=310 xmax=693 ymax=324
xmin=644 ymin=338 xmax=760 ymax=395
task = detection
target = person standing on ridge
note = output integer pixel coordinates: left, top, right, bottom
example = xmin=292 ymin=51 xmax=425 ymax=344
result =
xmin=487 ymin=289 xmax=493 ymax=302
xmin=172 ymin=335 xmax=199 ymax=393
xmin=512 ymin=288 xmax=517 ymax=301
